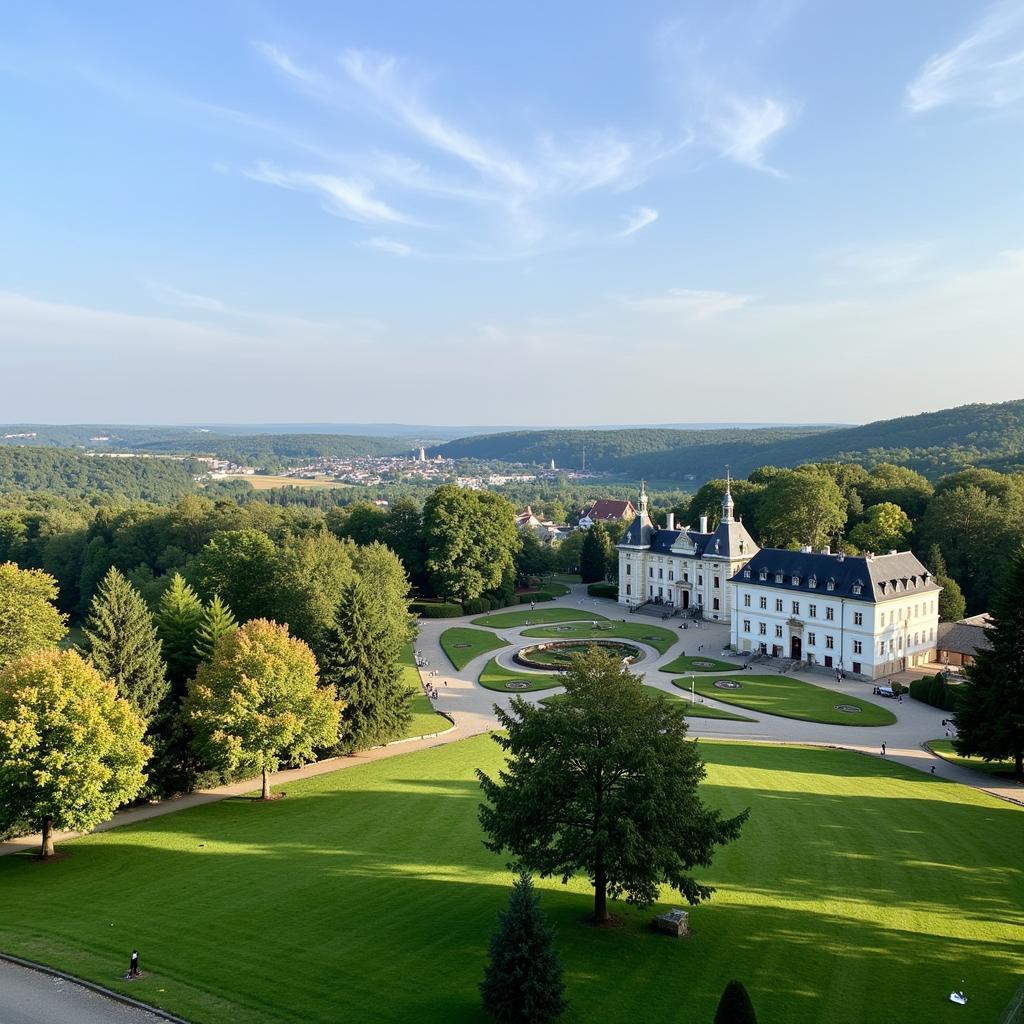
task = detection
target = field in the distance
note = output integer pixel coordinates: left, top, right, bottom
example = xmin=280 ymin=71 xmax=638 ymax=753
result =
xmin=222 ymin=474 xmax=352 ymax=490
xmin=1 ymin=737 xmax=1020 ymax=1024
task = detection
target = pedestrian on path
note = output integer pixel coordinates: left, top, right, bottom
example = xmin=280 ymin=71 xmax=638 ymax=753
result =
xmin=881 ymin=742 xmax=886 ymax=757
xmin=127 ymin=950 xmax=140 ymax=979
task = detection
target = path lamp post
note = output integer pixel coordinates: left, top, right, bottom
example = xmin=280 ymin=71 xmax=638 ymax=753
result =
xmin=690 ymin=673 xmax=695 ymax=706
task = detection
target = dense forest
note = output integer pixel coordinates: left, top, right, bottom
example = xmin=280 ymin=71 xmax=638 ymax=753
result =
xmin=432 ymin=399 xmax=1024 ymax=481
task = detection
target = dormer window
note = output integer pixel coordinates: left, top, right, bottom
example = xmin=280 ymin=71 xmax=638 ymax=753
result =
xmin=808 ymin=576 xmax=817 ymax=589
xmin=791 ymin=575 xmax=800 ymax=586
xmin=759 ymin=570 xmax=767 ymax=581
xmin=852 ymin=583 xmax=862 ymax=595
xmin=775 ymin=573 xmax=783 ymax=584
xmin=826 ymin=579 xmax=835 ymax=592
xmin=743 ymin=568 xmax=751 ymax=579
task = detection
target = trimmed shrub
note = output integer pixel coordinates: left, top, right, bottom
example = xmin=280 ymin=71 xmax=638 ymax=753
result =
xmin=462 ymin=598 xmax=491 ymax=615
xmin=714 ymin=979 xmax=757 ymax=1023
xmin=587 ymin=582 xmax=618 ymax=599
xmin=910 ymin=673 xmax=959 ymax=711
xmin=410 ymin=601 xmax=465 ymax=619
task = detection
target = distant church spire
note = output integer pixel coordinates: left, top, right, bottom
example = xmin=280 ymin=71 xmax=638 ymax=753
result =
xmin=721 ymin=465 xmax=735 ymax=524
xmin=639 ymin=479 xmax=649 ymax=518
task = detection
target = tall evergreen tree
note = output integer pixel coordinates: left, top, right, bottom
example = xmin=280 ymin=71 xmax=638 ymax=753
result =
xmin=480 ymin=871 xmax=566 ymax=1024
xmin=579 ymin=523 xmax=612 ymax=584
xmin=714 ymin=980 xmax=758 ymax=1024
xmin=323 ymin=577 xmax=411 ymax=750
xmin=83 ymin=567 xmax=168 ymax=721
xmin=953 ymin=545 xmax=1024 ymax=779
xmin=194 ymin=594 xmax=239 ymax=663
xmin=154 ymin=572 xmax=204 ymax=691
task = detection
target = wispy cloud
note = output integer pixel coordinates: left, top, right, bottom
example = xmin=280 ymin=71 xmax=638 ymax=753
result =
xmin=362 ymin=237 xmax=413 ymax=257
xmin=821 ymin=243 xmax=936 ymax=287
xmin=704 ymin=95 xmax=794 ymax=176
xmin=245 ymin=162 xmax=416 ymax=224
xmin=619 ymin=207 xmax=659 ymax=237
xmin=617 ymin=287 xmax=751 ymax=318
xmin=148 ymin=282 xmax=229 ymax=312
xmin=906 ymin=1 xmax=1024 ymax=113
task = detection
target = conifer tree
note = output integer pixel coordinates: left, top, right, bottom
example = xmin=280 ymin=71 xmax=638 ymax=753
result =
xmin=580 ymin=523 xmax=612 ymax=584
xmin=83 ymin=567 xmax=168 ymax=721
xmin=194 ymin=594 xmax=239 ymax=663
xmin=323 ymin=577 xmax=411 ymax=750
xmin=480 ymin=871 xmax=566 ymax=1024
xmin=154 ymin=572 xmax=204 ymax=691
xmin=954 ymin=544 xmax=1024 ymax=779
xmin=714 ymin=980 xmax=758 ymax=1024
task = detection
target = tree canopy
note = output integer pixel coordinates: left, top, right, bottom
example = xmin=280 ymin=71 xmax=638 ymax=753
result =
xmin=477 ymin=649 xmax=748 ymax=923
xmin=0 ymin=562 xmax=68 ymax=667
xmin=0 ymin=649 xmax=149 ymax=857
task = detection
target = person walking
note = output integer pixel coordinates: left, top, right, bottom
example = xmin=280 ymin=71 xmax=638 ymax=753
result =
xmin=127 ymin=950 xmax=140 ymax=979
xmin=881 ymin=742 xmax=886 ymax=757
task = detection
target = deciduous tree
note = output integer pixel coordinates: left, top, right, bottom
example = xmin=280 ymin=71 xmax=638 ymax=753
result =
xmin=0 ymin=650 xmax=149 ymax=857
xmin=478 ymin=649 xmax=747 ymax=923
xmin=847 ymin=502 xmax=912 ymax=553
xmin=186 ymin=619 xmax=341 ymax=799
xmin=0 ymin=562 xmax=68 ymax=667
xmin=758 ymin=467 xmax=846 ymax=550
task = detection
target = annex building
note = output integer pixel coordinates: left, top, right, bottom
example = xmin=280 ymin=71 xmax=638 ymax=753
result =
xmin=616 ymin=481 xmax=758 ymax=621
xmin=730 ymin=547 xmax=941 ymax=678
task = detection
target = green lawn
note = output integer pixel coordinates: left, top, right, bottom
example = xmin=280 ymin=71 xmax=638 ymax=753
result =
xmin=398 ymin=643 xmax=448 ymax=739
xmin=926 ymin=739 xmax=1023 ymax=781
xmin=682 ymin=674 xmax=897 ymax=726
xmin=471 ymin=608 xmax=608 ymax=629
xmin=541 ymin=683 xmax=680 ymax=706
xmin=439 ymin=627 xmax=508 ymax=670
xmin=539 ymin=685 xmax=752 ymax=721
xmin=521 ymin=622 xmax=678 ymax=655
xmin=660 ymin=653 xmax=736 ymax=674
xmin=478 ymin=656 xmax=560 ymax=693
xmin=0 ymin=738 xmax=1019 ymax=1024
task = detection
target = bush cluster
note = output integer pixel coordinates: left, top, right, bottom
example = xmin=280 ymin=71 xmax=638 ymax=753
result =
xmin=909 ymin=672 xmax=960 ymax=711
xmin=411 ymin=602 xmax=465 ymax=619
xmin=587 ymin=582 xmax=618 ymax=598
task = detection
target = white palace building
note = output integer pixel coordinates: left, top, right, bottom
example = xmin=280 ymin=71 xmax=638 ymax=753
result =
xmin=616 ymin=479 xmax=940 ymax=679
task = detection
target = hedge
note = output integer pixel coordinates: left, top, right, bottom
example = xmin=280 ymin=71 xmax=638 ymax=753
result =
xmin=410 ymin=601 xmax=465 ymax=619
xmin=587 ymin=582 xmax=618 ymax=599
xmin=462 ymin=597 xmax=491 ymax=614
xmin=909 ymin=673 xmax=959 ymax=712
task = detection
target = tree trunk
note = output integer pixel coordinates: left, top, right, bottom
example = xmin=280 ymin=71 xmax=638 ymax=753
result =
xmin=593 ymin=859 xmax=608 ymax=924
xmin=261 ymin=763 xmax=271 ymax=800
xmin=40 ymin=816 xmax=55 ymax=859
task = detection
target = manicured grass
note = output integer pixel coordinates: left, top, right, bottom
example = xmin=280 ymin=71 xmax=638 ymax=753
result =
xmin=521 ymin=579 xmax=572 ymax=598
xmin=439 ymin=627 xmax=508 ymax=670
xmin=478 ymin=656 xmax=561 ymax=693
xmin=683 ymin=674 xmax=897 ymax=726
xmin=660 ymin=653 xmax=737 ymax=674
xmin=0 ymin=738 xmax=1019 ymax=1024
xmin=521 ymin=622 xmax=678 ymax=655
xmin=540 ymin=683 xmax=682 ymax=706
xmin=549 ymin=573 xmax=582 ymax=584
xmin=669 ymin=690 xmax=757 ymax=721
xmin=398 ymin=643 xmax=447 ymax=739
xmin=926 ymin=739 xmax=1023 ymax=782
xmin=472 ymin=608 xmax=608 ymax=629
xmin=539 ymin=685 xmax=752 ymax=721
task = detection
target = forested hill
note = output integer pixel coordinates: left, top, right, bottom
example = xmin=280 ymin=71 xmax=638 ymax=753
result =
xmin=431 ymin=399 xmax=1024 ymax=481
xmin=0 ymin=448 xmax=201 ymax=502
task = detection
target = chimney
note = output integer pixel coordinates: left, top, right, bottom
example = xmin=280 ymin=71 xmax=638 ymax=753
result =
xmin=821 ymin=545 xmax=831 ymax=555
xmin=699 ymin=514 xmax=708 ymax=533
xmin=666 ymin=512 xmax=675 ymax=530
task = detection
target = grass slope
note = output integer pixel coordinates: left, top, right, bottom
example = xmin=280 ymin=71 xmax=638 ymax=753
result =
xmin=0 ymin=739 xmax=1020 ymax=1024
xmin=399 ymin=643 xmax=447 ymax=739
xmin=926 ymin=739 xmax=1024 ymax=782
xmin=439 ymin=628 xmax=508 ymax=670
xmin=685 ymin=674 xmax=897 ymax=726
xmin=472 ymin=609 xmax=608 ymax=629
xmin=478 ymin=656 xmax=559 ymax=693
xmin=521 ymin=622 xmax=678 ymax=655
xmin=660 ymin=653 xmax=736 ymax=674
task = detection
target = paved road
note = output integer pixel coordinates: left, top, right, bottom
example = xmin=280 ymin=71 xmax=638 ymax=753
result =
xmin=0 ymin=961 xmax=164 ymax=1024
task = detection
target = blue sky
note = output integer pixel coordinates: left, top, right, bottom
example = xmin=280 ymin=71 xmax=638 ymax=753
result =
xmin=2 ymin=1 xmax=1023 ymax=425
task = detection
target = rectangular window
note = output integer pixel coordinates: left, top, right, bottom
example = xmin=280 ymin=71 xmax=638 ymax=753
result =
xmin=808 ymin=632 xmax=816 ymax=646
xmin=668 ymin=571 xmax=674 ymax=581
xmin=809 ymin=603 xmax=817 ymax=617
xmin=649 ymin=568 xmax=653 ymax=578
xmin=714 ymin=576 xmax=720 ymax=588
xmin=744 ymin=594 xmax=751 ymax=607
xmin=852 ymin=661 xmax=861 ymax=674
xmin=743 ymin=619 xmax=751 ymax=632
xmin=684 ymin=572 xmax=689 ymax=582
xmin=888 ymin=639 xmax=894 ymax=653
xmin=775 ymin=598 xmax=783 ymax=612
xmin=853 ymin=640 xmax=863 ymax=654
xmin=759 ymin=623 xmax=767 ymax=635
xmin=775 ymin=624 xmax=783 ymax=638
xmin=658 ymin=568 xmax=663 ymax=579
xmin=880 ymin=641 xmax=885 ymax=655
xmin=698 ymin=574 xmax=703 ymax=586
xmin=826 ymin=607 xmax=835 ymax=621
xmin=713 ymin=598 xmax=720 ymax=610
xmin=697 ymin=593 xmax=703 ymax=605
xmin=626 ymin=583 xmax=631 ymax=596
xmin=854 ymin=612 xmax=863 ymax=625
xmin=792 ymin=601 xmax=800 ymax=615
xmin=626 ymin=564 xmax=631 ymax=576
xmin=759 ymin=596 xmax=767 ymax=610
xmin=826 ymin=635 xmax=834 ymax=649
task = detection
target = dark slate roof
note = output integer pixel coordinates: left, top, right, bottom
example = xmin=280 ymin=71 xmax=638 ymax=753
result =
xmin=937 ymin=620 xmax=992 ymax=657
xmin=729 ymin=549 xmax=940 ymax=603
xmin=619 ymin=512 xmax=655 ymax=547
